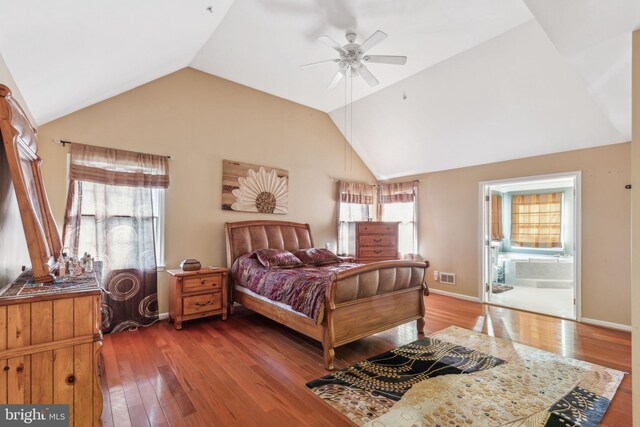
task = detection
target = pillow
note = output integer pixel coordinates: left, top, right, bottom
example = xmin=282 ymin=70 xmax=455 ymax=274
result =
xmin=250 ymin=248 xmax=303 ymax=269
xmin=293 ymin=248 xmax=342 ymax=266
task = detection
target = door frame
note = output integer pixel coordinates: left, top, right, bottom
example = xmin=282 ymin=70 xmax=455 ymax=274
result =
xmin=478 ymin=171 xmax=582 ymax=321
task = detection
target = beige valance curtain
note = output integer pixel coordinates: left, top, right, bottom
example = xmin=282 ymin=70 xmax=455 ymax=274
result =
xmin=338 ymin=181 xmax=374 ymax=205
xmin=491 ymin=194 xmax=504 ymax=241
xmin=377 ymin=181 xmax=417 ymax=204
xmin=70 ymin=143 xmax=169 ymax=188
xmin=511 ymin=193 xmax=562 ymax=248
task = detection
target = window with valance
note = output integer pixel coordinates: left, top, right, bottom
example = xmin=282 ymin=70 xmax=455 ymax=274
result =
xmin=63 ymin=143 xmax=169 ymax=333
xmin=337 ymin=180 xmax=419 ymax=258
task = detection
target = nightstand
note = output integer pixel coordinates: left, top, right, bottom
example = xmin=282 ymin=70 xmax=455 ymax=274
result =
xmin=167 ymin=267 xmax=228 ymax=330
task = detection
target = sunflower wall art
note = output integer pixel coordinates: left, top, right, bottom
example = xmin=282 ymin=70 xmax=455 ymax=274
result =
xmin=222 ymin=160 xmax=289 ymax=214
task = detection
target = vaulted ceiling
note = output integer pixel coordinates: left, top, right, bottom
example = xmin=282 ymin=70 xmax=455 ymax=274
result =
xmin=0 ymin=0 xmax=638 ymax=178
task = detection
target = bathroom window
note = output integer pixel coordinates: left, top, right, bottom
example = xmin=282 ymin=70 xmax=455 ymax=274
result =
xmin=510 ymin=193 xmax=562 ymax=248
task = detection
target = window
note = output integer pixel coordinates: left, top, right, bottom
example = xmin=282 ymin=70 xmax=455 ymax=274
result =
xmin=510 ymin=192 xmax=562 ymax=248
xmin=151 ymin=188 xmax=166 ymax=267
xmin=377 ymin=181 xmax=418 ymax=257
xmin=337 ymin=181 xmax=373 ymax=256
xmin=337 ymin=181 xmax=420 ymax=257
xmin=67 ymin=153 xmax=166 ymax=267
xmin=63 ymin=142 xmax=169 ymax=333
xmin=72 ymin=183 xmax=166 ymax=268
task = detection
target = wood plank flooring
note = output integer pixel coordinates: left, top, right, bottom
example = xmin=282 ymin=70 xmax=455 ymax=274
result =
xmin=100 ymin=294 xmax=632 ymax=426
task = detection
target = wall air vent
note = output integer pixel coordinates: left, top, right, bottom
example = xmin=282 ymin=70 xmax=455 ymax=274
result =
xmin=440 ymin=272 xmax=456 ymax=285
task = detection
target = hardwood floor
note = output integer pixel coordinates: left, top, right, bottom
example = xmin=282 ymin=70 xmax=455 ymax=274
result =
xmin=100 ymin=294 xmax=632 ymax=426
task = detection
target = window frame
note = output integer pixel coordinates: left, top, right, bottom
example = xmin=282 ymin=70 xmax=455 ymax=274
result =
xmin=66 ymin=153 xmax=166 ymax=270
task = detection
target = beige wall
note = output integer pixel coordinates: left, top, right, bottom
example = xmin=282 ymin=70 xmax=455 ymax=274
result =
xmin=36 ymin=67 xmax=375 ymax=313
xmin=631 ymin=29 xmax=639 ymax=427
xmin=397 ymin=143 xmax=631 ymax=326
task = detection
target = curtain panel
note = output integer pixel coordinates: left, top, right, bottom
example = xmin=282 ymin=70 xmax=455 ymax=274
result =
xmin=510 ymin=193 xmax=562 ymax=248
xmin=337 ymin=181 xmax=374 ymax=256
xmin=64 ymin=143 xmax=168 ymax=333
xmin=491 ymin=194 xmax=504 ymax=241
xmin=377 ymin=181 xmax=418 ymax=256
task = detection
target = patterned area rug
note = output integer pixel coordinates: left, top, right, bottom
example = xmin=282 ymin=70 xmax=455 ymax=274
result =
xmin=492 ymin=283 xmax=514 ymax=294
xmin=306 ymin=326 xmax=623 ymax=426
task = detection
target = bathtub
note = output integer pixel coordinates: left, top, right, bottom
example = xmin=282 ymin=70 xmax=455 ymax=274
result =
xmin=499 ymin=253 xmax=573 ymax=288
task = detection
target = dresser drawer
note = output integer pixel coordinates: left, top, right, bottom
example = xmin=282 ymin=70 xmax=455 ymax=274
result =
xmin=183 ymin=292 xmax=222 ymax=316
xmin=357 ymin=222 xmax=398 ymax=234
xmin=183 ymin=274 xmax=222 ymax=293
xmin=358 ymin=234 xmax=397 ymax=246
xmin=358 ymin=246 xmax=398 ymax=259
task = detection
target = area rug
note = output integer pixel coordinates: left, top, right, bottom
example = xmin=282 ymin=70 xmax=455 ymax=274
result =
xmin=306 ymin=326 xmax=623 ymax=426
xmin=492 ymin=283 xmax=514 ymax=294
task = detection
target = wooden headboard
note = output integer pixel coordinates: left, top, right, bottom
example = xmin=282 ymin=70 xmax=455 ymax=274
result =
xmin=224 ymin=220 xmax=315 ymax=268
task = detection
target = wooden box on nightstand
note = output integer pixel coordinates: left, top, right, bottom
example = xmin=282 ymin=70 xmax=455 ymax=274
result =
xmin=167 ymin=267 xmax=228 ymax=330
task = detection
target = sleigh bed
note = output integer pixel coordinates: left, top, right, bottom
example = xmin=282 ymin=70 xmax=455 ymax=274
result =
xmin=225 ymin=220 xmax=429 ymax=370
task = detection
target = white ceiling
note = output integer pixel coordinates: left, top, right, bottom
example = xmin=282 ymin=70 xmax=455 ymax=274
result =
xmin=192 ymin=0 xmax=533 ymax=113
xmin=329 ymin=20 xmax=625 ymax=178
xmin=0 ymin=0 xmax=637 ymax=178
xmin=0 ymin=0 xmax=234 ymax=124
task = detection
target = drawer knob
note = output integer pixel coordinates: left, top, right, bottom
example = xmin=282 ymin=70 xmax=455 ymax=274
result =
xmin=3 ymin=366 xmax=8 ymax=372
xmin=16 ymin=365 xmax=23 ymax=373
xmin=373 ymin=238 xmax=382 ymax=242
xmin=66 ymin=374 xmax=76 ymax=385
xmin=195 ymin=300 xmax=212 ymax=307
xmin=373 ymin=250 xmax=382 ymax=254
xmin=201 ymin=280 xmax=206 ymax=285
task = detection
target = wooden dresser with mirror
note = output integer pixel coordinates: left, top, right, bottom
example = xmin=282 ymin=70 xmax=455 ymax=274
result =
xmin=0 ymin=84 xmax=103 ymax=426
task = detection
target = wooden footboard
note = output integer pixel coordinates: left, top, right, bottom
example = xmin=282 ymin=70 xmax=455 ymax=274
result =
xmin=321 ymin=260 xmax=428 ymax=369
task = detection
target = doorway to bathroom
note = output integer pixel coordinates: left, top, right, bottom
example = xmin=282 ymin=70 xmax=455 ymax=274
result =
xmin=480 ymin=172 xmax=580 ymax=320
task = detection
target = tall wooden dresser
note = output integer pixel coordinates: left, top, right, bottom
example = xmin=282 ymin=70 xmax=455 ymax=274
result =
xmin=0 ymin=271 xmax=103 ymax=426
xmin=355 ymin=221 xmax=400 ymax=263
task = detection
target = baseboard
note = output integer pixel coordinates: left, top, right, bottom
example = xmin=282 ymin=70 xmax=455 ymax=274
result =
xmin=159 ymin=312 xmax=169 ymax=321
xmin=428 ymin=288 xmax=480 ymax=302
xmin=580 ymin=317 xmax=631 ymax=332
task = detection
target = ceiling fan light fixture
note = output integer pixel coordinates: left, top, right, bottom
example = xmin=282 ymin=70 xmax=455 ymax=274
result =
xmin=300 ymin=29 xmax=407 ymax=89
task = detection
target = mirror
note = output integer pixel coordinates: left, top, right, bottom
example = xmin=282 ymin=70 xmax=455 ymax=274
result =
xmin=0 ymin=84 xmax=62 ymax=283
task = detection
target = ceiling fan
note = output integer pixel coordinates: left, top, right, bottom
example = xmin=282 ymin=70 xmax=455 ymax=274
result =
xmin=300 ymin=30 xmax=407 ymax=89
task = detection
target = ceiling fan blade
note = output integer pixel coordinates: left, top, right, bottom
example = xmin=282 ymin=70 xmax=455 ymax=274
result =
xmin=363 ymin=55 xmax=407 ymax=65
xmin=358 ymin=64 xmax=379 ymax=87
xmin=359 ymin=30 xmax=387 ymax=53
xmin=319 ymin=35 xmax=346 ymax=53
xmin=327 ymin=71 xmax=344 ymax=90
xmin=300 ymin=59 xmax=340 ymax=70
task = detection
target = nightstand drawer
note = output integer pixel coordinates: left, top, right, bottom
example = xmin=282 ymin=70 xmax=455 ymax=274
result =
xmin=357 ymin=222 xmax=397 ymax=234
xmin=359 ymin=234 xmax=397 ymax=246
xmin=358 ymin=246 xmax=398 ymax=259
xmin=183 ymin=274 xmax=222 ymax=293
xmin=183 ymin=292 xmax=222 ymax=316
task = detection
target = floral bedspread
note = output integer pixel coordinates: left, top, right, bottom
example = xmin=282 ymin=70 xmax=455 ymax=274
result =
xmin=231 ymin=255 xmax=360 ymax=323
